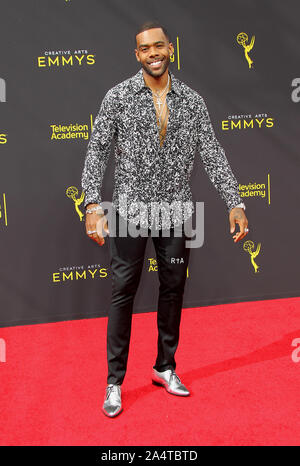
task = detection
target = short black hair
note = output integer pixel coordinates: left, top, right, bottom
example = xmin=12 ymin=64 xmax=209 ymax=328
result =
xmin=135 ymin=21 xmax=170 ymax=44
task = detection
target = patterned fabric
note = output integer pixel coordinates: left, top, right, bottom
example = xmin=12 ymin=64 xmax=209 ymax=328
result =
xmin=81 ymin=68 xmax=243 ymax=229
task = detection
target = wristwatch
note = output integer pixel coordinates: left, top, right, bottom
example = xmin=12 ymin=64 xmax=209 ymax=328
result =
xmin=233 ymin=202 xmax=246 ymax=210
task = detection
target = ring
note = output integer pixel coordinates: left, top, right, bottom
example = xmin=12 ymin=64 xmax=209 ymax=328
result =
xmin=244 ymin=228 xmax=249 ymax=233
xmin=87 ymin=230 xmax=97 ymax=235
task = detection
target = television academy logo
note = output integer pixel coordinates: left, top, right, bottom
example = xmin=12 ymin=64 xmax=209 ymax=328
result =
xmin=148 ymin=258 xmax=158 ymax=271
xmin=148 ymin=257 xmax=189 ymax=277
xmin=50 ymin=122 xmax=90 ymax=141
xmin=239 ymin=174 xmax=271 ymax=205
xmin=50 ymin=114 xmax=94 ymax=142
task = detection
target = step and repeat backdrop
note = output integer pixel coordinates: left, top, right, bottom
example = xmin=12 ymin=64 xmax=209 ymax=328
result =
xmin=0 ymin=0 xmax=299 ymax=327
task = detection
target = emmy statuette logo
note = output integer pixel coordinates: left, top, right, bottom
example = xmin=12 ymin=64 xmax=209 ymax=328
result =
xmin=66 ymin=186 xmax=85 ymax=221
xmin=243 ymin=240 xmax=261 ymax=273
xmin=236 ymin=32 xmax=255 ymax=69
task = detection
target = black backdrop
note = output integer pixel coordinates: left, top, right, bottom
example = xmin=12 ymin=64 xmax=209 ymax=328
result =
xmin=0 ymin=0 xmax=299 ymax=327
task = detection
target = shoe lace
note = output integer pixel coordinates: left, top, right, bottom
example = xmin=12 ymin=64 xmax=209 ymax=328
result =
xmin=106 ymin=384 xmax=120 ymax=401
xmin=170 ymin=370 xmax=181 ymax=384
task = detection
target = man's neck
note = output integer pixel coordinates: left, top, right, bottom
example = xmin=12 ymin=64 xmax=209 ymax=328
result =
xmin=142 ymin=68 xmax=170 ymax=93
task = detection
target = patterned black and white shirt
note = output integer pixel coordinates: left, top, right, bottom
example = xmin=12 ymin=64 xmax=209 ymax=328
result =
xmin=81 ymin=68 xmax=243 ymax=229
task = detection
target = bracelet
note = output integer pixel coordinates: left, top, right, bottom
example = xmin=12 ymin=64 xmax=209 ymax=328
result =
xmin=86 ymin=205 xmax=104 ymax=215
xmin=233 ymin=202 xmax=246 ymax=210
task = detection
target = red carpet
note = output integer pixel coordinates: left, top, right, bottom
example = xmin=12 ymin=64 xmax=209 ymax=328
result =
xmin=0 ymin=297 xmax=300 ymax=446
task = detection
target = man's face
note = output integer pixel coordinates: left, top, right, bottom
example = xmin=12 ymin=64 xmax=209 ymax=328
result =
xmin=135 ymin=28 xmax=174 ymax=78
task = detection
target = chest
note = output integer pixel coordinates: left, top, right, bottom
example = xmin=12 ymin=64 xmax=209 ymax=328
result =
xmin=117 ymin=93 xmax=198 ymax=146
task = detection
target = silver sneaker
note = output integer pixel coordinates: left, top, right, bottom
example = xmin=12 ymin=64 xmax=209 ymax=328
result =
xmin=152 ymin=368 xmax=190 ymax=396
xmin=102 ymin=384 xmax=123 ymax=417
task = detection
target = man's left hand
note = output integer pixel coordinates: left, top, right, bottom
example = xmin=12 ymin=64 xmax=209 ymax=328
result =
xmin=229 ymin=207 xmax=249 ymax=243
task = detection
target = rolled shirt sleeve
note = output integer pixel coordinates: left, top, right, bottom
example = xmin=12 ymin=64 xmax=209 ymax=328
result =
xmin=197 ymin=96 xmax=243 ymax=211
xmin=81 ymin=89 xmax=116 ymax=208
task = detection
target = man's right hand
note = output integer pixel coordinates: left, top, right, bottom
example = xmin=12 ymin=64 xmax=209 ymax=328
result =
xmin=85 ymin=204 xmax=109 ymax=246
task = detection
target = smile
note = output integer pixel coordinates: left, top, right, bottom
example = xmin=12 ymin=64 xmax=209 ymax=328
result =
xmin=149 ymin=59 xmax=163 ymax=67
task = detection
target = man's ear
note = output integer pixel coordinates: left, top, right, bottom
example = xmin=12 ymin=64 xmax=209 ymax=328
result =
xmin=135 ymin=49 xmax=140 ymax=63
xmin=169 ymin=42 xmax=174 ymax=56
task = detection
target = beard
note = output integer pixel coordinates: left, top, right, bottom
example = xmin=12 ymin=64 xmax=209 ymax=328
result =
xmin=141 ymin=54 xmax=170 ymax=78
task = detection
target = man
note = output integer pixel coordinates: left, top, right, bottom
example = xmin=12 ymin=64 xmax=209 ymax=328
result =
xmin=81 ymin=21 xmax=249 ymax=418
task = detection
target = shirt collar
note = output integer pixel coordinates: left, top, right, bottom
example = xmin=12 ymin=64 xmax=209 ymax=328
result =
xmin=131 ymin=68 xmax=182 ymax=95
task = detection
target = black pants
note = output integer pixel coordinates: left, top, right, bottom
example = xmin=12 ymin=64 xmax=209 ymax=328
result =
xmin=107 ymin=211 xmax=191 ymax=385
